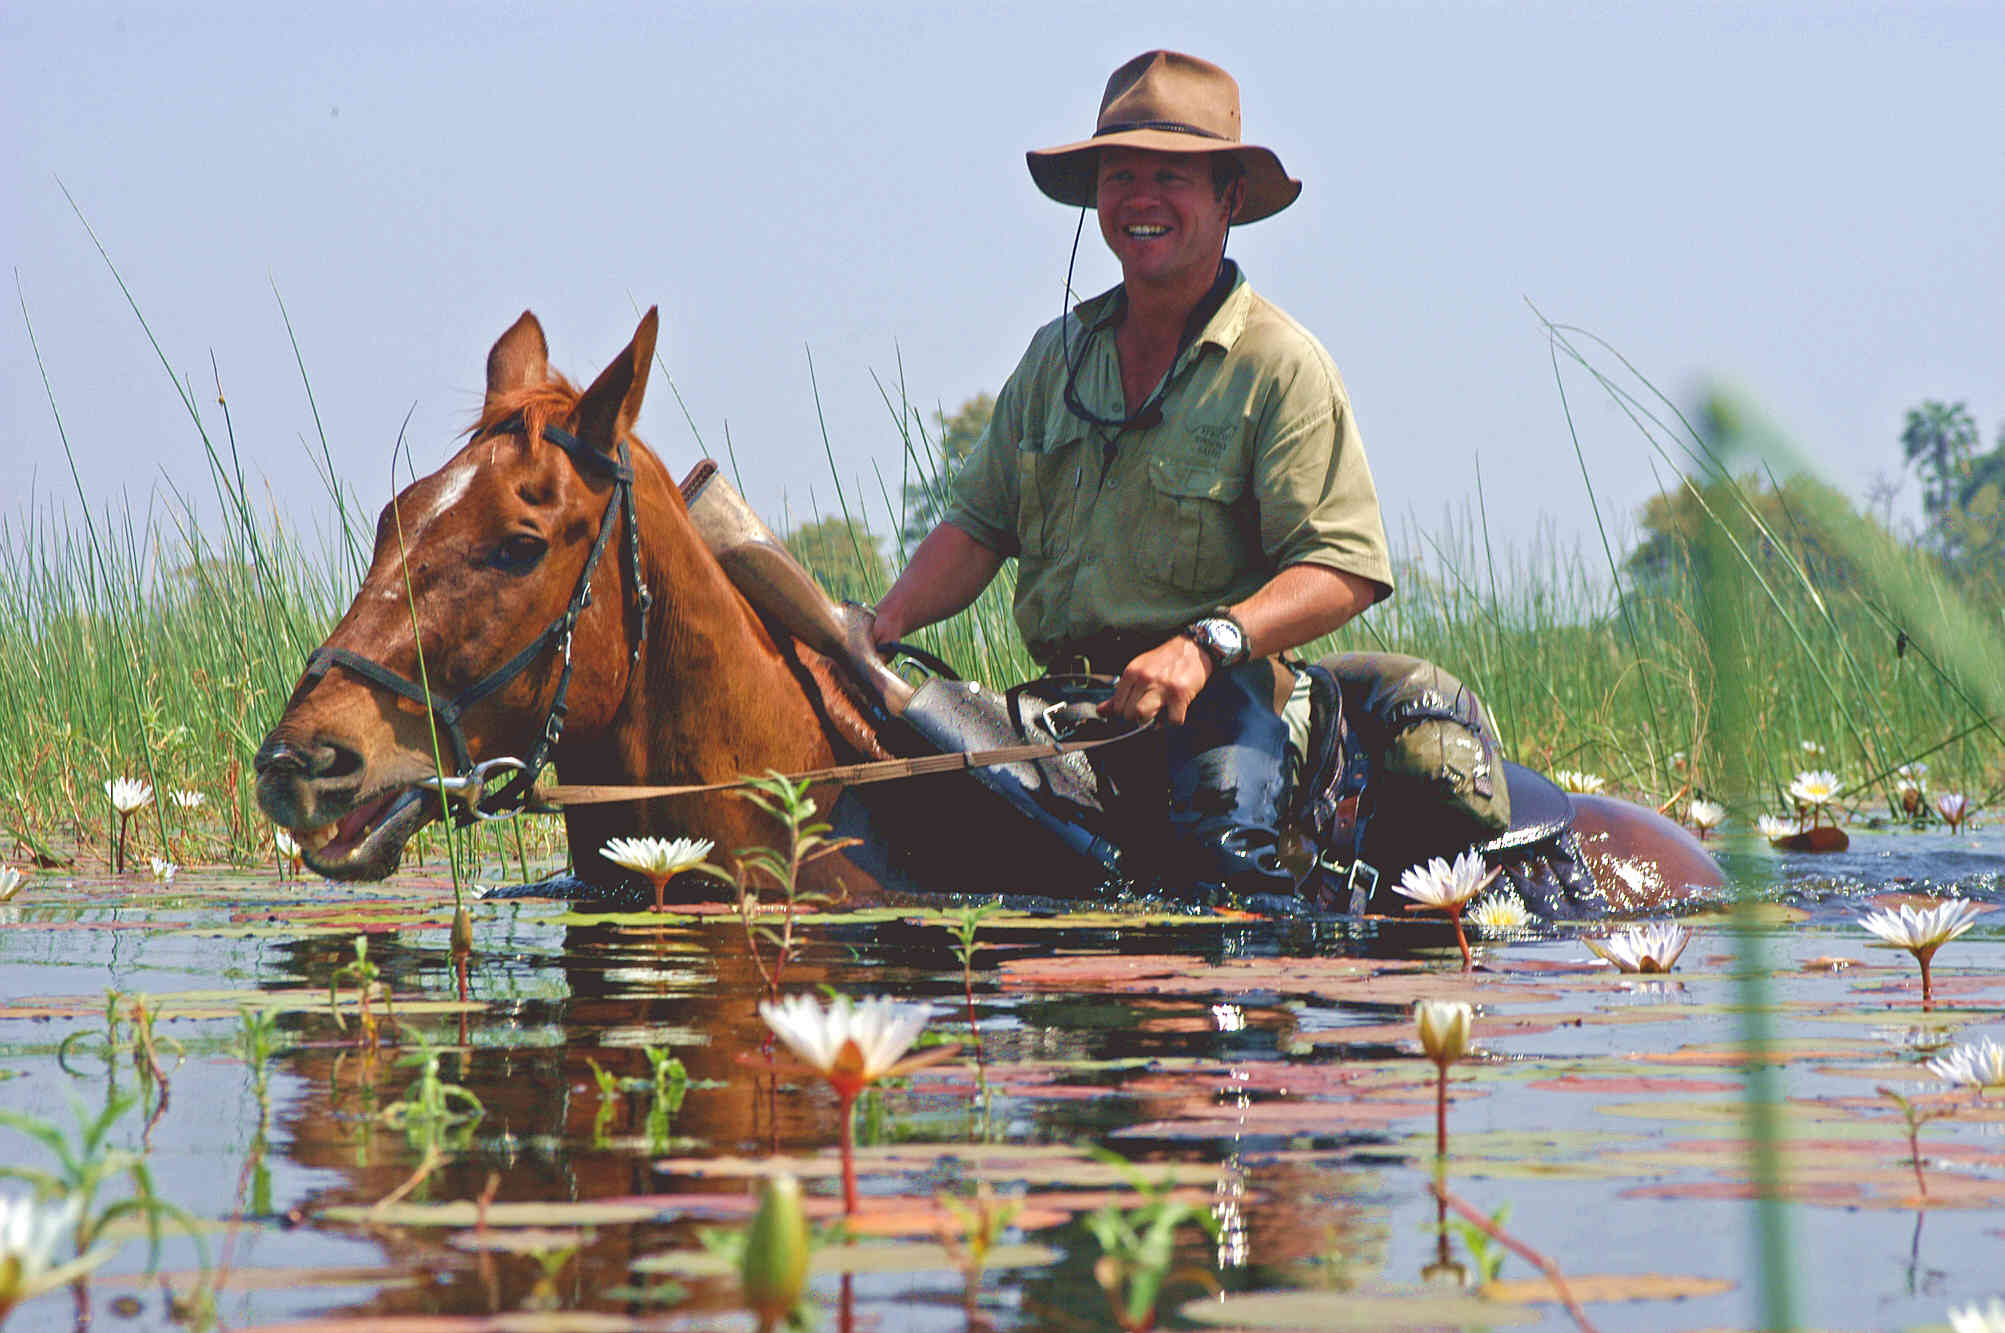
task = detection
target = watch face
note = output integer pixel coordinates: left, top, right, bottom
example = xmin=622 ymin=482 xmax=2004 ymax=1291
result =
xmin=1192 ymin=617 xmax=1245 ymax=664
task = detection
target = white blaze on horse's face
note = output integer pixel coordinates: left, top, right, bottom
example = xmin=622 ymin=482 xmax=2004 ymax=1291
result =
xmin=370 ymin=462 xmax=483 ymax=604
xmin=406 ymin=461 xmax=478 ymax=538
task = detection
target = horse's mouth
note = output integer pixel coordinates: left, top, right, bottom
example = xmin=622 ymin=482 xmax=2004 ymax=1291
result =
xmin=295 ymin=787 xmax=436 ymax=881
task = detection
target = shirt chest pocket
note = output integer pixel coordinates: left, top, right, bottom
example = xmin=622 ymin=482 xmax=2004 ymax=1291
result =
xmin=1141 ymin=457 xmax=1249 ymax=593
xmin=1014 ymin=434 xmax=1090 ymax=560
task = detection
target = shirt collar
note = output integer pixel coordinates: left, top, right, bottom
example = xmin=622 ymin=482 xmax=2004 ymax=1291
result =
xmin=1070 ymin=260 xmax=1250 ymax=356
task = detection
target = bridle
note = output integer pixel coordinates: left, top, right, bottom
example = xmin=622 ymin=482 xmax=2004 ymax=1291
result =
xmin=298 ymin=413 xmax=651 ymax=824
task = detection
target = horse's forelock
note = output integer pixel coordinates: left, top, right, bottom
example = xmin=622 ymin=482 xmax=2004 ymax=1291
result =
xmin=469 ymin=375 xmax=583 ymax=453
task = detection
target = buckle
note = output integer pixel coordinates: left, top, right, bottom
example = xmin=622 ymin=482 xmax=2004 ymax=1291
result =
xmin=1317 ymin=850 xmax=1379 ymax=917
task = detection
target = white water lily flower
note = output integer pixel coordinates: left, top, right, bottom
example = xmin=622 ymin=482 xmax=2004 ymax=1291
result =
xmin=105 ymin=777 xmax=153 ymax=815
xmin=1756 ymin=814 xmax=1796 ymax=843
xmin=1858 ymin=900 xmax=1982 ymax=954
xmin=146 ymin=857 xmax=178 ymax=884
xmin=1799 ymin=739 xmax=1825 ymax=757
xmin=273 ymin=828 xmax=302 ymax=863
xmin=1950 ymin=1299 xmax=2005 ymax=1333
xmin=0 ymin=867 xmax=22 ymax=902
xmin=0 ymin=1193 xmax=94 ymax=1318
xmin=1584 ymin=921 xmax=1692 ymax=973
xmin=1414 ymin=999 xmax=1473 ymax=1067
xmin=1926 ymin=1037 xmax=2005 ymax=1091
xmin=1937 ymin=791 xmax=1969 ymax=828
xmin=1393 ymin=850 xmax=1496 ymax=911
xmin=1552 ymin=769 xmax=1605 ymax=794
xmin=1788 ymin=770 xmax=1841 ymax=807
xmin=1861 ymin=898 xmax=1983 ymax=1009
xmin=169 ymin=789 xmax=207 ymax=810
xmin=602 ymin=835 xmax=717 ymax=911
xmin=1467 ymin=889 xmax=1532 ymax=932
xmin=1687 ymin=798 xmax=1725 ymax=833
xmin=601 ymin=835 xmax=715 ymax=879
xmin=759 ymin=992 xmax=933 ymax=1099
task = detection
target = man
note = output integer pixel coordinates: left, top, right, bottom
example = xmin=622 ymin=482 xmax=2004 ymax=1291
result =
xmin=871 ymin=50 xmax=1394 ymax=899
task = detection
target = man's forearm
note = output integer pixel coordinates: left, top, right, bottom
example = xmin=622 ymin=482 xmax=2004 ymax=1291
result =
xmin=1108 ymin=562 xmax=1379 ymax=725
xmin=871 ymin=522 xmax=1006 ymax=644
xmin=1228 ymin=562 xmax=1381 ymax=659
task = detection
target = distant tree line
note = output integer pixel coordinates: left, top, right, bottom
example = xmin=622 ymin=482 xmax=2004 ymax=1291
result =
xmin=1624 ymin=397 xmax=2005 ymax=604
xmin=784 ymin=393 xmax=994 ymax=602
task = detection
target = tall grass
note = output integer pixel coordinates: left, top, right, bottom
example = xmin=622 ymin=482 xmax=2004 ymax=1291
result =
xmin=801 ymin=411 xmax=2002 ymax=823
xmin=8 ymin=279 xmax=1999 ymax=878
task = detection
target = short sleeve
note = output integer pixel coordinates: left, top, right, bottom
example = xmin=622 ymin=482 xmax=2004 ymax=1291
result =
xmin=943 ymin=362 xmax=1029 ymax=557
xmin=1252 ymin=365 xmax=1395 ymax=600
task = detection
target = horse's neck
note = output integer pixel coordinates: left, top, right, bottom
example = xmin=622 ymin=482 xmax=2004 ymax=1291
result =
xmin=551 ymin=506 xmax=874 ymax=865
xmin=625 ymin=508 xmax=851 ymax=783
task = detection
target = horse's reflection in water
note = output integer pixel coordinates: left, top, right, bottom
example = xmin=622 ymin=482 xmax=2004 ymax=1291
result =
xmin=269 ymin=917 xmax=859 ymax=1318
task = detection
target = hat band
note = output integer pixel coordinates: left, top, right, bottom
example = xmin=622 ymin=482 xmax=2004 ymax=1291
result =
xmin=1094 ymin=119 xmax=1228 ymax=141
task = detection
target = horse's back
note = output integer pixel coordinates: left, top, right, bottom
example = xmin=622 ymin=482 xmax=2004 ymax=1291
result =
xmin=1567 ymin=793 xmax=1724 ymax=911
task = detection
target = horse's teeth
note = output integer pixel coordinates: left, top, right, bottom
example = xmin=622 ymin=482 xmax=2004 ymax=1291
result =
xmin=301 ymin=824 xmax=336 ymax=851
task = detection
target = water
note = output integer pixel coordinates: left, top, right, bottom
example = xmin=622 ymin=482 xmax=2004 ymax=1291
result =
xmin=1 ymin=827 xmax=2001 ymax=1332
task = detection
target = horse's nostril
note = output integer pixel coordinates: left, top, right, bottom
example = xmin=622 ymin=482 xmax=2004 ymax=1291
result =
xmin=310 ymin=741 xmax=364 ymax=781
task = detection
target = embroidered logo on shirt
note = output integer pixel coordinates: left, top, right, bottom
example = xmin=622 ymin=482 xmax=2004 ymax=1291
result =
xmin=1186 ymin=420 xmax=1236 ymax=457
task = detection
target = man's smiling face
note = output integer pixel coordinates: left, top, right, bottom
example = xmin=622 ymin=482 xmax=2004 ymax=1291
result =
xmin=1095 ymin=147 xmax=1236 ymax=293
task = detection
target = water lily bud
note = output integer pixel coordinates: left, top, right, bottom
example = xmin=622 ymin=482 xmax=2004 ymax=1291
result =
xmin=451 ymin=906 xmax=474 ymax=957
xmin=1422 ymin=1255 xmax=1469 ymax=1289
xmin=0 ymin=1253 xmax=23 ymax=1321
xmin=742 ymin=1174 xmax=809 ymax=1332
xmin=1415 ymin=1000 xmax=1473 ymax=1068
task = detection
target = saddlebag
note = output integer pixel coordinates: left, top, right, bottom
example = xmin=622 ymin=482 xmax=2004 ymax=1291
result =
xmin=1321 ymin=651 xmax=1510 ymax=851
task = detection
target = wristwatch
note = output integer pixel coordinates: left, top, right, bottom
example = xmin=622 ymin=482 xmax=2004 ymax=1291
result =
xmin=1182 ymin=615 xmax=1249 ymax=669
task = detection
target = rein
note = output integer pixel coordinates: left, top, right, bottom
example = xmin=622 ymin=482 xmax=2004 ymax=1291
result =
xmin=300 ymin=413 xmax=651 ymax=824
xmin=510 ymin=727 xmax=1143 ymax=810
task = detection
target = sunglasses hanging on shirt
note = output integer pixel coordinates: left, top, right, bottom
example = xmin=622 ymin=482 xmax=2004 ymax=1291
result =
xmin=1056 ymin=206 xmax=1238 ymax=434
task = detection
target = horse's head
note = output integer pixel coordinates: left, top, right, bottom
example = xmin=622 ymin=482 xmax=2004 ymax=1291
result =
xmin=255 ymin=309 xmax=662 ymax=880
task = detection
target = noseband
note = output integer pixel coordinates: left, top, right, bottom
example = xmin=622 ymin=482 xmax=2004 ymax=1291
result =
xmin=298 ymin=413 xmax=651 ymax=823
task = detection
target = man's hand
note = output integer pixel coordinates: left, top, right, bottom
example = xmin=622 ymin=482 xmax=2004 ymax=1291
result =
xmin=1109 ymin=634 xmax=1215 ymax=726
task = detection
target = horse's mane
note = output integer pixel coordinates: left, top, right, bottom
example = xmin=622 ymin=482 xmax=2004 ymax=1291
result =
xmin=469 ymin=376 xmax=583 ymax=447
xmin=466 ymin=368 xmax=893 ymax=766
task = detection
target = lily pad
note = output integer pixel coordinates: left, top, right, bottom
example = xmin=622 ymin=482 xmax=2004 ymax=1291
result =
xmin=318 ymin=1200 xmax=664 ymax=1227
xmin=631 ymin=1239 xmax=1059 ymax=1278
xmin=1482 ymin=1272 xmax=1734 ymax=1304
xmin=1178 ymin=1286 xmax=1536 ymax=1329
xmin=446 ymin=1227 xmax=596 ymax=1254
xmin=0 ymin=987 xmax=484 ymax=1022
xmin=231 ymin=1317 xmax=686 ymax=1332
xmin=546 ymin=910 xmax=698 ymax=928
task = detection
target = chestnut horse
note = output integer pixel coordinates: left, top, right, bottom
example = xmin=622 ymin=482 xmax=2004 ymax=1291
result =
xmin=254 ymin=308 xmax=912 ymax=897
xmin=255 ymin=310 xmax=1720 ymax=910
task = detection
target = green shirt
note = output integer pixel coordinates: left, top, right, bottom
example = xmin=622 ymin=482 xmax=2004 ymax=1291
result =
xmin=945 ymin=268 xmax=1395 ymax=666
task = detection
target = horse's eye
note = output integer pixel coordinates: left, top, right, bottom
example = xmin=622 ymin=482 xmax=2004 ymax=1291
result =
xmin=490 ymin=534 xmax=547 ymax=573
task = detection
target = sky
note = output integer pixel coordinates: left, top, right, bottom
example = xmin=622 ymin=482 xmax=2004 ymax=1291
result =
xmin=7 ymin=2 xmax=2004 ymax=575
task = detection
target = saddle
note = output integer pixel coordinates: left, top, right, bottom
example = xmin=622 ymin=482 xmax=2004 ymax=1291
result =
xmin=965 ymin=655 xmax=1604 ymax=918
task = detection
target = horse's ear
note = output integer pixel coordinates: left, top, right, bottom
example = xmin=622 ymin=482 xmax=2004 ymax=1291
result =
xmin=485 ymin=311 xmax=550 ymax=408
xmin=574 ymin=308 xmax=658 ymax=454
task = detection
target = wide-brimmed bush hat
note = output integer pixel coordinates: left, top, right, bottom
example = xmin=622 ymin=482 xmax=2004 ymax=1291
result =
xmin=1026 ymin=50 xmax=1301 ymax=224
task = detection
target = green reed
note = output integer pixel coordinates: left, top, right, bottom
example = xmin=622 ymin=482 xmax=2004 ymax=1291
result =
xmin=7 ymin=248 xmax=567 ymax=877
xmin=780 ymin=346 xmax=2001 ymax=820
